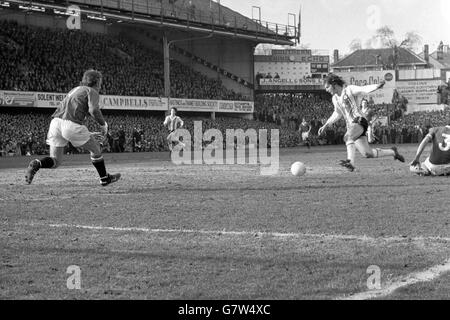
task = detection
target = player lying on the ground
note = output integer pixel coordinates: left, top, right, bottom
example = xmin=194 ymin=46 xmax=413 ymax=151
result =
xmin=318 ymin=73 xmax=405 ymax=172
xmin=163 ymin=107 xmax=185 ymax=152
xmin=410 ymin=125 xmax=450 ymax=176
xmin=25 ymin=69 xmax=121 ymax=186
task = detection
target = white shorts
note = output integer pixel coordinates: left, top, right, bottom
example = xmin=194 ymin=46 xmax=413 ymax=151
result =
xmin=46 ymin=118 xmax=91 ymax=148
xmin=301 ymin=132 xmax=309 ymax=140
xmin=411 ymin=157 xmax=450 ymax=176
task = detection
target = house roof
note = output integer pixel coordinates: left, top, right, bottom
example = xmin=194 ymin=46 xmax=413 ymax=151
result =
xmin=418 ymin=52 xmax=446 ymax=69
xmin=429 ymin=50 xmax=450 ymax=68
xmin=332 ymin=47 xmax=427 ymax=68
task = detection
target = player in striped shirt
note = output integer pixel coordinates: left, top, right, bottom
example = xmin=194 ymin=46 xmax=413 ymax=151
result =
xmin=163 ymin=107 xmax=185 ymax=151
xmin=318 ymin=74 xmax=405 ymax=172
xmin=410 ymin=126 xmax=450 ymax=176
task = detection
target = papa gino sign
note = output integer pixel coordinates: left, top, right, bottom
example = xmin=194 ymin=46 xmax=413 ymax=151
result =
xmin=170 ymin=121 xmax=279 ymax=176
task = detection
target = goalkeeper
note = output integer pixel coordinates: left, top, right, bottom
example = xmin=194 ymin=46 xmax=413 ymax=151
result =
xmin=410 ymin=125 xmax=450 ymax=176
xmin=25 ymin=69 xmax=121 ymax=186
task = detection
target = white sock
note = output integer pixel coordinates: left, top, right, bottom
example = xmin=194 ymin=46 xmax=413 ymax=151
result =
xmin=347 ymin=142 xmax=356 ymax=165
xmin=375 ymin=148 xmax=395 ymax=158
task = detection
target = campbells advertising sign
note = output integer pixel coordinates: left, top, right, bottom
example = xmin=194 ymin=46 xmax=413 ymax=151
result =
xmin=100 ymin=95 xmax=167 ymax=111
xmin=0 ymin=91 xmax=254 ymax=113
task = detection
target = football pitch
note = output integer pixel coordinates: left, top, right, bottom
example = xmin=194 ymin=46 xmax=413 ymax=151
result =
xmin=1 ymin=144 xmax=449 ymax=300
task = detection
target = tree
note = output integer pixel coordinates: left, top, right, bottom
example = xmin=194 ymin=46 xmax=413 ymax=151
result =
xmin=349 ymin=39 xmax=362 ymax=52
xmin=369 ymin=26 xmax=422 ymax=72
xmin=372 ymin=26 xmax=421 ymax=50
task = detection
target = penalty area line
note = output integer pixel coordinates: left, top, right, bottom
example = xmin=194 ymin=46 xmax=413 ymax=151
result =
xmin=337 ymin=258 xmax=450 ymax=300
xmin=17 ymin=222 xmax=450 ymax=244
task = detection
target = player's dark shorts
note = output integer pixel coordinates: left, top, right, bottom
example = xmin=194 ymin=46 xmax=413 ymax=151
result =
xmin=345 ymin=117 xmax=369 ymax=142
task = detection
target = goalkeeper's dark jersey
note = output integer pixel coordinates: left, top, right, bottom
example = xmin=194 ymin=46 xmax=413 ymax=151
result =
xmin=427 ymin=126 xmax=450 ymax=165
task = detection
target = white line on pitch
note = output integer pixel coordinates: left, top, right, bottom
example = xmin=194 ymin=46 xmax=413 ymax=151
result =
xmin=19 ymin=222 xmax=450 ymax=243
xmin=337 ymin=258 xmax=450 ymax=300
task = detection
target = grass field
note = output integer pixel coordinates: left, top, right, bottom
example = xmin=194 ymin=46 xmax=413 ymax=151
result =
xmin=1 ymin=144 xmax=449 ymax=300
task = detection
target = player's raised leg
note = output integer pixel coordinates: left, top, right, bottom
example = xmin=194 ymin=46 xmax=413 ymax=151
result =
xmin=167 ymin=133 xmax=174 ymax=151
xmin=81 ymin=135 xmax=121 ymax=186
xmin=354 ymin=137 xmax=405 ymax=162
xmin=25 ymin=118 xmax=67 ymax=184
xmin=25 ymin=146 xmax=64 ymax=184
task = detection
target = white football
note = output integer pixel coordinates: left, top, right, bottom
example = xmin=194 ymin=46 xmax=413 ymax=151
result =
xmin=291 ymin=162 xmax=306 ymax=176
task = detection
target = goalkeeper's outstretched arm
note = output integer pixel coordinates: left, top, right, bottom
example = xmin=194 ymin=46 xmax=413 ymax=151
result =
xmin=410 ymin=134 xmax=432 ymax=166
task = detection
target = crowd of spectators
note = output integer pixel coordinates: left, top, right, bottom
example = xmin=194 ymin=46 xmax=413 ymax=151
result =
xmin=0 ymin=112 xmax=49 ymax=157
xmin=3 ymin=107 xmax=450 ymax=156
xmin=254 ymin=93 xmax=334 ymax=131
xmin=370 ymin=108 xmax=450 ymax=145
xmin=0 ymin=20 xmax=248 ymax=100
xmin=0 ymin=110 xmax=303 ymax=156
xmin=2 ymin=20 xmax=450 ymax=154
xmin=253 ymin=92 xmax=450 ymax=147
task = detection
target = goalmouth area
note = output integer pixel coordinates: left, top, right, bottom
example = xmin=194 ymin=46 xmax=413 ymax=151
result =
xmin=1 ymin=145 xmax=449 ymax=300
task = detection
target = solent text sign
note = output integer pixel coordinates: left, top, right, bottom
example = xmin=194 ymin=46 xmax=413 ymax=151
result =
xmin=0 ymin=90 xmax=254 ymax=113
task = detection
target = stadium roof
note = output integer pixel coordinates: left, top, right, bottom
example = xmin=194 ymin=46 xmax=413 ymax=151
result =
xmin=332 ymin=47 xmax=427 ymax=69
xmin=34 ymin=0 xmax=296 ymax=45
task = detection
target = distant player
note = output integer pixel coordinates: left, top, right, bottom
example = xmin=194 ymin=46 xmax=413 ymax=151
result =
xmin=360 ymin=98 xmax=379 ymax=144
xmin=318 ymin=74 xmax=405 ymax=172
xmin=299 ymin=118 xmax=311 ymax=149
xmin=25 ymin=69 xmax=121 ymax=186
xmin=410 ymin=125 xmax=450 ymax=176
xmin=164 ymin=107 xmax=185 ymax=151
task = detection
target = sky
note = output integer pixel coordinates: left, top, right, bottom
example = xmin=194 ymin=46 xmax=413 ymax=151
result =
xmin=219 ymin=0 xmax=450 ymax=55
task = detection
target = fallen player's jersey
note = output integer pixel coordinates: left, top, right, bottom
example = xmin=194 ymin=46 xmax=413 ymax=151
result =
xmin=52 ymin=86 xmax=99 ymax=125
xmin=427 ymin=126 xmax=450 ymax=165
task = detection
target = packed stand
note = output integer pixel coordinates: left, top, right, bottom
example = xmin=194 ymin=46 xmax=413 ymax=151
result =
xmin=0 ymin=20 xmax=248 ymax=101
xmin=0 ymin=110 xmax=303 ymax=156
xmin=371 ymin=108 xmax=450 ymax=145
xmin=252 ymin=92 xmax=450 ymax=147
xmin=254 ymin=93 xmax=334 ymax=130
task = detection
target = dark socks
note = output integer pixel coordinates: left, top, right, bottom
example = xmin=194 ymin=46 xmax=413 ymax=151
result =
xmin=91 ymin=157 xmax=107 ymax=178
